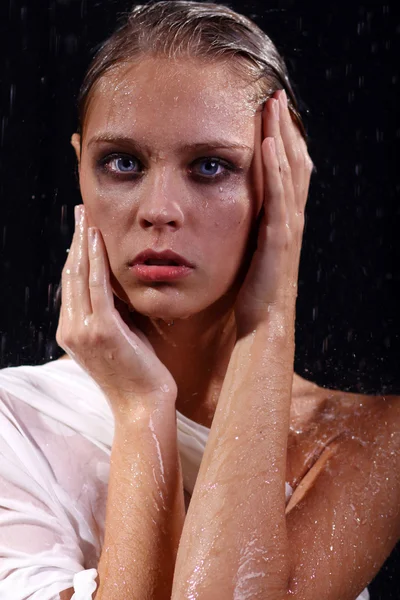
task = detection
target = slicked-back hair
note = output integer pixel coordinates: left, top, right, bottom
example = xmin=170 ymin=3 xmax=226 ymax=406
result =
xmin=77 ymin=0 xmax=308 ymax=141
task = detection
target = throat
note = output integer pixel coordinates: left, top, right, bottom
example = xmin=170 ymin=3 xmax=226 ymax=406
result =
xmin=176 ymin=384 xmax=219 ymax=429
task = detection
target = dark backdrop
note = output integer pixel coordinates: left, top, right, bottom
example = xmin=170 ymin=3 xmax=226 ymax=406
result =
xmin=0 ymin=1 xmax=398 ymax=597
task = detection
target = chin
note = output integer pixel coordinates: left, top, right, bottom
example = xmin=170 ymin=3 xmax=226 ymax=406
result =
xmin=127 ymin=293 xmax=203 ymax=322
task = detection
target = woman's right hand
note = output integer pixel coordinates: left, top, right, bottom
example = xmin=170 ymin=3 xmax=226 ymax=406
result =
xmin=56 ymin=204 xmax=177 ymax=419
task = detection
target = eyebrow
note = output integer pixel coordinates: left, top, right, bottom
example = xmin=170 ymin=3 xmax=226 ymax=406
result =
xmin=86 ymin=134 xmax=253 ymax=153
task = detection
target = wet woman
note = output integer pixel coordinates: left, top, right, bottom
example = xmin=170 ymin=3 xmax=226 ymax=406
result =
xmin=0 ymin=2 xmax=398 ymax=599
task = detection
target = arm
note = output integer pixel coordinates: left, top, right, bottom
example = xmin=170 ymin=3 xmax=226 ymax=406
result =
xmin=55 ymin=205 xmax=186 ymax=598
xmin=59 ymin=399 xmax=184 ymax=600
xmin=94 ymin=398 xmax=184 ymax=599
xmin=172 ymin=310 xmax=295 ymax=599
xmin=172 ymin=88 xmax=308 ymax=600
xmin=172 ymin=323 xmax=400 ymax=599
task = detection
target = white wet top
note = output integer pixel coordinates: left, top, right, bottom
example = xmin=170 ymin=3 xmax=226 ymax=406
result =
xmin=0 ymin=358 xmax=369 ymax=599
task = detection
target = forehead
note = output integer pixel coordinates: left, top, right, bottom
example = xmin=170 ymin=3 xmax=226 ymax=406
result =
xmin=83 ymin=57 xmax=259 ymax=146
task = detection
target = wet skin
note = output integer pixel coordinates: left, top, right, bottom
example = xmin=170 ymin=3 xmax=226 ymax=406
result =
xmin=71 ymin=56 xmax=265 ymax=426
xmin=64 ymin=55 xmax=397 ymax=494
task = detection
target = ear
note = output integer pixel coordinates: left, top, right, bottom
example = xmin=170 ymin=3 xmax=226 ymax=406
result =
xmin=70 ymin=133 xmax=81 ymax=166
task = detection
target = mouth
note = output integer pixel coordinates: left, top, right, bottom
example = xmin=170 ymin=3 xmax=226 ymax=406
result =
xmin=132 ymin=249 xmax=194 ymax=268
xmin=130 ymin=262 xmax=193 ymax=282
xmin=143 ymin=259 xmax=181 ymax=266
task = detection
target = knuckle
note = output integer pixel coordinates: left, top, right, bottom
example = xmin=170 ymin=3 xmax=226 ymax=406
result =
xmin=55 ymin=328 xmax=63 ymax=347
xmin=69 ymin=263 xmax=85 ymax=278
xmin=88 ymin=270 xmax=103 ymax=288
xmin=61 ymin=264 xmax=71 ymax=280
xmin=281 ymin=159 xmax=291 ymax=174
xmin=267 ymin=224 xmax=291 ymax=247
xmin=304 ymin=153 xmax=314 ymax=172
xmin=292 ymin=149 xmax=303 ymax=168
xmin=89 ymin=321 xmax=110 ymax=345
xmin=295 ymin=212 xmax=305 ymax=230
xmin=56 ymin=316 xmax=113 ymax=354
xmin=62 ymin=263 xmax=83 ymax=279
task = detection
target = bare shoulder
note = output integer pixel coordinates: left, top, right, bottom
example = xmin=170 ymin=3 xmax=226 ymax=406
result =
xmin=285 ymin=379 xmax=400 ymax=597
xmin=287 ymin=373 xmax=400 ymax=490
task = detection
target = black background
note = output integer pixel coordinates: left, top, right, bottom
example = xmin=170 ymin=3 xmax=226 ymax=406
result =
xmin=0 ymin=1 xmax=398 ymax=597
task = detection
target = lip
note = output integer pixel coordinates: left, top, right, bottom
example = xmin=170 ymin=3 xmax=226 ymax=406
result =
xmin=131 ymin=249 xmax=194 ymax=268
xmin=130 ymin=264 xmax=193 ymax=282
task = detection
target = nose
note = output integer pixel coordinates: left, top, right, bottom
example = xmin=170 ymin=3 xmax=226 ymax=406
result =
xmin=136 ymin=169 xmax=184 ymax=231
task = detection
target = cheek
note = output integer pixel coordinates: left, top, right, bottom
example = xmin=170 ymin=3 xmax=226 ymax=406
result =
xmin=211 ymin=174 xmax=255 ymax=234
xmin=206 ymin=192 xmax=253 ymax=265
xmin=212 ymin=195 xmax=250 ymax=235
xmin=79 ymin=169 xmax=123 ymax=230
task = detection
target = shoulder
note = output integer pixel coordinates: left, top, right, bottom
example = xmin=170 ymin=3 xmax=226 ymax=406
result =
xmin=288 ymin=374 xmax=400 ymax=490
xmin=285 ymin=382 xmax=400 ymax=597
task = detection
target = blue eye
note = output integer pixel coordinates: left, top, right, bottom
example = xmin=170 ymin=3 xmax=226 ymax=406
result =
xmin=98 ymin=154 xmax=138 ymax=174
xmin=98 ymin=153 xmax=237 ymax=182
xmin=195 ymin=158 xmax=223 ymax=177
xmin=113 ymin=156 xmax=137 ymax=172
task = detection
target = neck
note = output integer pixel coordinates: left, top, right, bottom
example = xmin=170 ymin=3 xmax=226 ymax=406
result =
xmin=130 ymin=304 xmax=237 ymax=428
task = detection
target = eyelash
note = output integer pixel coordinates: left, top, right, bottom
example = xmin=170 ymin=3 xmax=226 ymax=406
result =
xmin=96 ymin=153 xmax=239 ymax=183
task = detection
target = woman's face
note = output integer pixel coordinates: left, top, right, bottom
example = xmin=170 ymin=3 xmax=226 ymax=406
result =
xmin=73 ymin=56 xmax=264 ymax=321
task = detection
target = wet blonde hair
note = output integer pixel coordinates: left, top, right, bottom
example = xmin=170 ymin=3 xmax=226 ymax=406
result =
xmin=76 ymin=0 xmax=308 ymax=142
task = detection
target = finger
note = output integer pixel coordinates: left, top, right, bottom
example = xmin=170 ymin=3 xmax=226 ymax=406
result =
xmin=263 ymin=98 xmax=294 ymax=224
xmin=88 ymin=227 xmax=115 ymax=315
xmin=261 ymin=136 xmax=285 ymax=228
xmin=61 ymin=205 xmax=92 ymax=324
xmin=73 ymin=205 xmax=92 ymax=320
xmin=274 ymin=91 xmax=304 ymax=193
xmin=274 ymin=90 xmax=310 ymax=211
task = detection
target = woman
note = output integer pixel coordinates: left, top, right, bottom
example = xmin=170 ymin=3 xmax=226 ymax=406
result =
xmin=0 ymin=1 xmax=398 ymax=598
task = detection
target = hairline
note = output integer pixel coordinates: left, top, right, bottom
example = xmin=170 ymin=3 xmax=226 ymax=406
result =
xmin=78 ymin=52 xmax=266 ymax=145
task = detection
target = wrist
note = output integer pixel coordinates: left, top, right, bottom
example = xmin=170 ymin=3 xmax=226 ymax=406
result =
xmin=109 ymin=391 xmax=177 ymax=429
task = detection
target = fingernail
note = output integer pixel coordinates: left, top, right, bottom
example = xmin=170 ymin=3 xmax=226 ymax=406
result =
xmin=281 ymin=89 xmax=288 ymax=108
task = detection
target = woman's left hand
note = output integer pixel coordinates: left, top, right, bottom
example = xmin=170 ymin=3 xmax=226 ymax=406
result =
xmin=234 ymin=89 xmax=314 ymax=334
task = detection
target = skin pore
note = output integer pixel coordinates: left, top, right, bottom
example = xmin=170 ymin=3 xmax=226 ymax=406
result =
xmin=67 ymin=55 xmax=307 ymax=427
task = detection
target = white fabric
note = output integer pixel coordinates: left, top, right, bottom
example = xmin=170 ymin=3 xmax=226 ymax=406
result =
xmin=71 ymin=569 xmax=97 ymax=599
xmin=0 ymin=358 xmax=368 ymax=599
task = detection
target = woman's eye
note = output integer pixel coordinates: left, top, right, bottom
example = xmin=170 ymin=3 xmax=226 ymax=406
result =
xmin=98 ymin=154 xmax=236 ymax=181
xmin=191 ymin=158 xmax=236 ymax=181
xmin=103 ymin=155 xmax=138 ymax=173
xmin=193 ymin=158 xmax=225 ymax=177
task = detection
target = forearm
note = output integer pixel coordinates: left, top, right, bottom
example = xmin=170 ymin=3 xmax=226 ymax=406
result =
xmin=96 ymin=398 xmax=185 ymax=600
xmin=172 ymin=308 xmax=295 ymax=599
